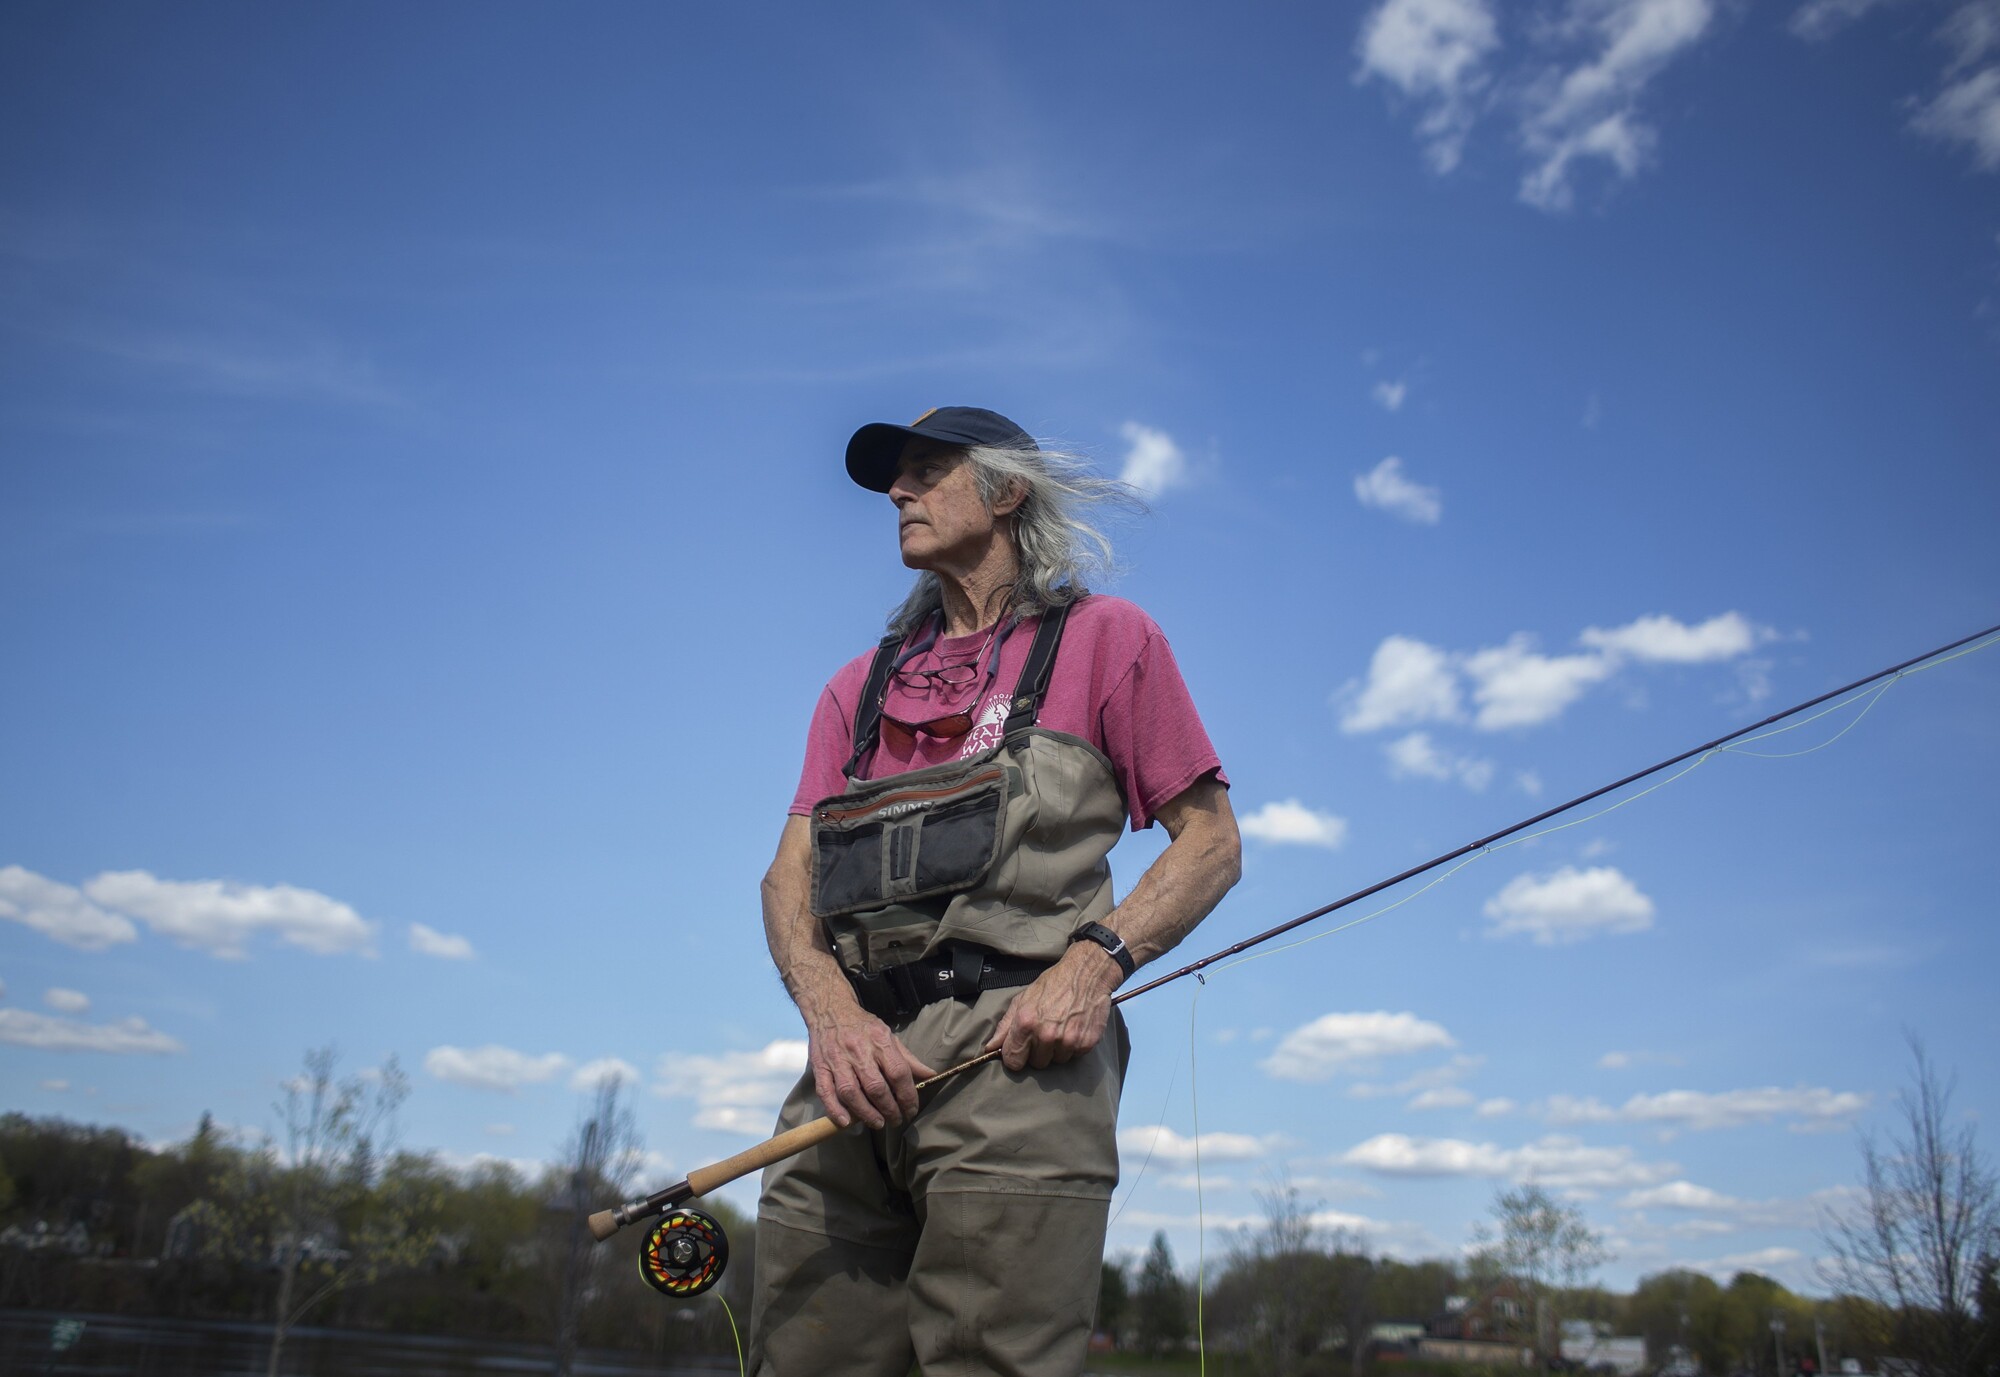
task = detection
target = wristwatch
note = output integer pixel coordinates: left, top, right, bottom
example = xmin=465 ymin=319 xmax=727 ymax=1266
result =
xmin=1069 ymin=921 xmax=1136 ymax=982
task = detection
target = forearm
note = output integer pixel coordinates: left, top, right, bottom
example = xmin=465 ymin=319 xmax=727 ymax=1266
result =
xmin=760 ymin=817 xmax=858 ymax=1025
xmin=1105 ymin=777 xmax=1241 ymax=971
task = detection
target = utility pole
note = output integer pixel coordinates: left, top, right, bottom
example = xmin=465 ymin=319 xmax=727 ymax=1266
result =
xmin=1771 ymin=1315 xmax=1787 ymax=1377
xmin=1814 ymin=1315 xmax=1828 ymax=1377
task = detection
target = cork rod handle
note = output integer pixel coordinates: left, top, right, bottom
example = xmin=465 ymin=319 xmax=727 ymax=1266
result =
xmin=686 ymin=1116 xmax=843 ymax=1196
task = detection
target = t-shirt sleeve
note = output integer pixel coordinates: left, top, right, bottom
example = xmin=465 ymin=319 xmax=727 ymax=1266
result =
xmin=788 ymin=669 xmax=864 ymax=816
xmin=1100 ymin=623 xmax=1227 ymax=831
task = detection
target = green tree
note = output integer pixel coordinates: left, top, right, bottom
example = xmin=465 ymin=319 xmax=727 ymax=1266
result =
xmin=1097 ymin=1258 xmax=1129 ymax=1347
xmin=1822 ymin=1039 xmax=2000 ymax=1377
xmin=180 ymin=1047 xmax=438 ymax=1377
xmin=547 ymin=1074 xmax=641 ymax=1377
xmin=1470 ymin=1184 xmax=1610 ymax=1364
xmin=1135 ymin=1230 xmax=1190 ymax=1357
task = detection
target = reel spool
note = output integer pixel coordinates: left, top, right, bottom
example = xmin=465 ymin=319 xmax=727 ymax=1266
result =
xmin=638 ymin=1207 xmax=729 ymax=1298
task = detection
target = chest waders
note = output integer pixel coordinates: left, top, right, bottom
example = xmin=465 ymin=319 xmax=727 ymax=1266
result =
xmin=806 ymin=599 xmax=1127 ymax=1023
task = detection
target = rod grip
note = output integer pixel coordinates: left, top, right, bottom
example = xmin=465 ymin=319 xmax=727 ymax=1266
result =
xmin=586 ymin=1210 xmax=620 ymax=1242
xmin=686 ymin=1116 xmax=842 ymax=1196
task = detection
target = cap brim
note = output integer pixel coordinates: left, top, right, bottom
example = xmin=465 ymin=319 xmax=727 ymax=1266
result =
xmin=844 ymin=420 xmax=989 ymax=492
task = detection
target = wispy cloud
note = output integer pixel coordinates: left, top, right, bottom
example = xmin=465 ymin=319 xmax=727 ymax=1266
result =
xmin=44 ymin=989 xmax=90 ymax=1014
xmin=570 ymin=1057 xmax=642 ymax=1092
xmin=0 ymin=867 xmax=138 ymax=951
xmin=1239 ymin=799 xmax=1350 ymax=849
xmin=0 ymin=1009 xmax=185 ymax=1056
xmin=1545 ymin=1084 xmax=1869 ymax=1131
xmin=1337 ymin=612 xmax=1778 ymax=739
xmin=652 ymin=1039 xmax=806 ymax=1136
xmin=1118 ymin=1125 xmax=1283 ymax=1164
xmin=1386 ymin=731 xmax=1495 ymax=790
xmin=1517 ymin=0 xmax=1717 ymax=211
xmin=1356 ymin=0 xmax=1503 ymax=171
xmin=424 ymin=1044 xmax=571 ymax=1093
xmin=1373 ymin=380 xmax=1410 ymax=411
xmin=1356 ymin=0 xmax=1720 ymax=209
xmin=83 ymin=871 xmax=375 ymax=959
xmin=1354 ymin=457 xmax=1443 ymax=524
xmin=1343 ymin=1131 xmax=1678 ymax=1190
xmin=1483 ymin=865 xmax=1656 ymax=944
xmin=1119 ymin=421 xmax=1189 ymax=497
xmin=1263 ymin=1011 xmax=1457 ymax=1082
xmin=409 ymin=923 xmax=476 ymax=961
xmin=1796 ymin=0 xmax=2000 ymax=173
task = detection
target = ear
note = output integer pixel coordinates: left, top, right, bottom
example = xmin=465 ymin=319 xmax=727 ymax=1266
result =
xmin=990 ymin=477 xmax=1029 ymax=519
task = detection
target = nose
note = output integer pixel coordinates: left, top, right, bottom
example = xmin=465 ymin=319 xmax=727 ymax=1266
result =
xmin=887 ymin=471 xmax=919 ymax=506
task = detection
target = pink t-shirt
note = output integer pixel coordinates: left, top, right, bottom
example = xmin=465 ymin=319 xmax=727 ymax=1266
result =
xmin=789 ymin=595 xmax=1227 ymax=831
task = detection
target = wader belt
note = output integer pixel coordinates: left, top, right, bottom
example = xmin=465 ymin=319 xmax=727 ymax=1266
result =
xmin=844 ymin=943 xmax=1052 ymax=1025
xmin=842 ymin=601 xmax=1075 ymax=780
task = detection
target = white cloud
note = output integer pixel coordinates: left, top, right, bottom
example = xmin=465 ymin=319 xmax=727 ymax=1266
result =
xmin=1545 ymin=1085 xmax=1869 ymax=1131
xmin=1516 ymin=770 xmax=1543 ymax=796
xmin=1354 ymin=456 xmax=1443 ymax=524
xmin=1484 ymin=866 xmax=1656 ymax=944
xmin=41 ymin=1079 xmax=71 ymax=1092
xmin=1263 ymin=1012 xmax=1457 ymax=1082
xmin=44 ymin=988 xmax=89 ymax=1014
xmin=1477 ymin=1097 xmax=1517 ymax=1117
xmin=1599 ymin=1051 xmax=1632 ymax=1069
xmin=1356 ymin=0 xmax=1503 ymax=171
xmin=1339 ymin=636 xmax=1463 ymax=733
xmin=1579 ymin=611 xmax=1770 ymax=663
xmin=1462 ymin=636 xmax=1616 ymax=730
xmin=1690 ymin=1245 xmax=1804 ymax=1276
xmin=83 ymin=870 xmax=374 ymax=959
xmin=1118 ymin=1125 xmax=1279 ymax=1164
xmin=1517 ymin=0 xmax=1718 ymax=212
xmin=424 ymin=1044 xmax=571 ymax=1093
xmin=0 ymin=1009 xmax=184 ymax=1055
xmin=1789 ymin=0 xmax=1902 ymax=40
xmin=1343 ymin=1132 xmax=1677 ymax=1190
xmin=1914 ymin=63 xmax=2000 ymax=170
xmin=653 ymin=1039 xmax=807 ymax=1136
xmin=1621 ymin=1180 xmax=1740 ymax=1210
xmin=0 ymin=867 xmax=138 ymax=951
xmin=570 ymin=1057 xmax=643 ymax=1091
xmin=409 ymin=922 xmax=475 ymax=961
xmin=1410 ymin=1086 xmax=1477 ymax=1110
xmin=1239 ymin=799 xmax=1350 ymax=849
xmin=1373 ymin=380 xmax=1410 ymax=411
xmin=1118 ymin=421 xmax=1188 ymax=497
xmin=1385 ymin=731 xmax=1494 ymax=790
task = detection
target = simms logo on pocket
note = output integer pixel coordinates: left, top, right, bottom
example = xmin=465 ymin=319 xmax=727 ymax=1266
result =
xmin=877 ymin=799 xmax=934 ymax=819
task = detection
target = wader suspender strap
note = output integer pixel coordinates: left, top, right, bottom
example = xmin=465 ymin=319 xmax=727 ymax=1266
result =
xmin=842 ymin=631 xmax=906 ymax=781
xmin=1000 ymin=601 xmax=1072 ymax=739
xmin=841 ymin=600 xmax=1076 ymax=779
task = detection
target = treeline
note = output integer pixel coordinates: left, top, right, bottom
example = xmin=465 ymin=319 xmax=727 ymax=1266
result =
xmin=0 ymin=1101 xmax=748 ymax=1363
xmin=1096 ymin=1177 xmax=2000 ymax=1377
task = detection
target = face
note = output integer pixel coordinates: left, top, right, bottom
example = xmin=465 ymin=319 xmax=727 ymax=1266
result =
xmin=887 ymin=439 xmax=1015 ymax=572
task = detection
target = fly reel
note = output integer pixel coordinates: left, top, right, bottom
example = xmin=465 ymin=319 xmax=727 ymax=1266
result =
xmin=638 ymin=1207 xmax=729 ymax=1298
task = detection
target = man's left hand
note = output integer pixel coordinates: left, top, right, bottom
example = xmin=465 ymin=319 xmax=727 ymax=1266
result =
xmin=984 ymin=941 xmax=1121 ymax=1072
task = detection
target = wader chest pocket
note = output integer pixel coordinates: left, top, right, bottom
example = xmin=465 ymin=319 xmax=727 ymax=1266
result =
xmin=810 ymin=761 xmax=1008 ymax=919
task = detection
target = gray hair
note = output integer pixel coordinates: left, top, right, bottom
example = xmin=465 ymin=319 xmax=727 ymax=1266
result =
xmin=886 ymin=441 xmax=1139 ymax=637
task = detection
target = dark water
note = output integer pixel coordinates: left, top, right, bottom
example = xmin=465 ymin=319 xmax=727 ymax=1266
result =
xmin=0 ymin=1310 xmax=741 ymax=1376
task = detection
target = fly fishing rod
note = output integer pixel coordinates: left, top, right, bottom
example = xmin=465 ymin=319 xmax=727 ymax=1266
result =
xmin=593 ymin=618 xmax=1999 ymax=1297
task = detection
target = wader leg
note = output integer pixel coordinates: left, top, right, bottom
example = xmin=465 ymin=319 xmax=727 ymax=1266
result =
xmin=905 ymin=1189 xmax=1109 ymax=1377
xmin=747 ymin=1216 xmax=916 ymax=1377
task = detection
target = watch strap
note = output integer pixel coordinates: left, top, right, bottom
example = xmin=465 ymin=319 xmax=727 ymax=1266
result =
xmin=1069 ymin=921 xmax=1135 ymax=981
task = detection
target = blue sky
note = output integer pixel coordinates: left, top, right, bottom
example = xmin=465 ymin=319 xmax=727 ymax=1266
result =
xmin=3 ymin=1 xmax=1997 ymax=1294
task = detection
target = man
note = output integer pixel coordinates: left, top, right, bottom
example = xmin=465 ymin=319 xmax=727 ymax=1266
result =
xmin=750 ymin=406 xmax=1240 ymax=1376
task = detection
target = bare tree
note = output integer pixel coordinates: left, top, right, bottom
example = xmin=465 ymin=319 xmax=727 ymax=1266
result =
xmin=1822 ymin=1038 xmax=2000 ymax=1377
xmin=1471 ymin=1183 xmax=1610 ymax=1365
xmin=549 ymin=1073 xmax=641 ymax=1377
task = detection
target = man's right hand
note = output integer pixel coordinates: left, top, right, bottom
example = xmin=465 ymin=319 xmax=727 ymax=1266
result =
xmin=805 ymin=1000 xmax=937 ymax=1130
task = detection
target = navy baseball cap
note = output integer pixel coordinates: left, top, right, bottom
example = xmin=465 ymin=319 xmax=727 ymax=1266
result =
xmin=844 ymin=406 xmax=1038 ymax=492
